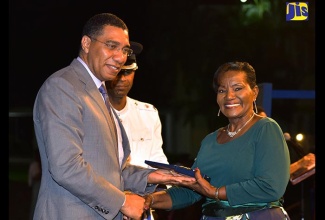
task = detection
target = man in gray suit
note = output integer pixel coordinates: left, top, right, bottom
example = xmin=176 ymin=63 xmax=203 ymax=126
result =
xmin=33 ymin=13 xmax=195 ymax=220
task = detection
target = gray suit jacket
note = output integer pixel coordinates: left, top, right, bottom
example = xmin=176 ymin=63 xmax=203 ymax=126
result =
xmin=33 ymin=59 xmax=155 ymax=219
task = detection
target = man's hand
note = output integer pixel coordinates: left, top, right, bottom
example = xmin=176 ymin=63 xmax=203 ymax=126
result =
xmin=120 ymin=192 xmax=146 ymax=220
xmin=147 ymin=169 xmax=196 ymax=185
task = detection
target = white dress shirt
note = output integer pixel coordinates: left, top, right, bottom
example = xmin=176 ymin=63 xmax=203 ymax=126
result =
xmin=113 ymin=97 xmax=168 ymax=168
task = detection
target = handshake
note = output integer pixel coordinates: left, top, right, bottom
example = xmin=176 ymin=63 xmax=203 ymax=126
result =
xmin=122 ymin=192 xmax=153 ymax=220
xmin=121 ymin=165 xmax=198 ymax=220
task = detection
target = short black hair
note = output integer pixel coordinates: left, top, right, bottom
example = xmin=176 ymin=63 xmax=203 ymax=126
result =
xmin=81 ymin=13 xmax=128 ymax=39
xmin=212 ymin=61 xmax=256 ymax=92
xmin=78 ymin=13 xmax=128 ymax=54
xmin=256 ymin=105 xmax=266 ymax=114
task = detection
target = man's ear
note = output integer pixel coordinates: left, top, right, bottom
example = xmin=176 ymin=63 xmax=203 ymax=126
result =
xmin=81 ymin=35 xmax=91 ymax=53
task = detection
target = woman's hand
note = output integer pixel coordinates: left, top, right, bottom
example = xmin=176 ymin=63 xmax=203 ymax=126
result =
xmin=179 ymin=168 xmax=216 ymax=198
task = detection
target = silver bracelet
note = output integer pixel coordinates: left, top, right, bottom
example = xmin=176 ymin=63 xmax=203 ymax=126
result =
xmin=148 ymin=194 xmax=154 ymax=205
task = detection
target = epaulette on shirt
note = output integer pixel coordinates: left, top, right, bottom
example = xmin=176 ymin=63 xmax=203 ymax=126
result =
xmin=133 ymin=100 xmax=157 ymax=112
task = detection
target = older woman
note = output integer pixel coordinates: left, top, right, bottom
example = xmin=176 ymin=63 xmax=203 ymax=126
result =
xmin=145 ymin=61 xmax=291 ymax=220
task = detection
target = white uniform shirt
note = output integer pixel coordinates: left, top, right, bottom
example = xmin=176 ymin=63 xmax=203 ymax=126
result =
xmin=113 ymin=97 xmax=169 ymax=168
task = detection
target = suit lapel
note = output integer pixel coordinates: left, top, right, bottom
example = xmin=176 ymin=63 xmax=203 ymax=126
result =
xmin=70 ymin=59 xmax=119 ymax=151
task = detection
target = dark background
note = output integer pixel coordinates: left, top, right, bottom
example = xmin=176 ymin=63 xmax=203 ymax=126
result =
xmin=9 ymin=0 xmax=316 ymax=219
xmin=9 ymin=0 xmax=316 ymax=150
xmin=9 ymin=0 xmax=315 ymax=112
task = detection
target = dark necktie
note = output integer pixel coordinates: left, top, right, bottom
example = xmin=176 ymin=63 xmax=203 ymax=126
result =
xmin=99 ymin=84 xmax=117 ymax=139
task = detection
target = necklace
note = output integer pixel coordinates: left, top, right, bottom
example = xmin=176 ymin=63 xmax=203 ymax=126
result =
xmin=227 ymin=113 xmax=255 ymax=138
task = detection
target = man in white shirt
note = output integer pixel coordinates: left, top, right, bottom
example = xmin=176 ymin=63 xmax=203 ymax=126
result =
xmin=106 ymin=41 xmax=168 ymax=168
xmin=106 ymin=41 xmax=168 ymax=167
xmin=106 ymin=42 xmax=168 ymax=220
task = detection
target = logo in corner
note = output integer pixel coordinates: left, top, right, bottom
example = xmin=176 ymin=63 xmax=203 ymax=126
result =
xmin=286 ymin=2 xmax=308 ymax=21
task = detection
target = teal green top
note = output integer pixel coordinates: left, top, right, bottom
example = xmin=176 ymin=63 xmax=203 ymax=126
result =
xmin=167 ymin=117 xmax=290 ymax=211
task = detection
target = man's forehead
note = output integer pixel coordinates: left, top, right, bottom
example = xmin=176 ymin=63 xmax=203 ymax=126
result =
xmin=100 ymin=26 xmax=130 ymax=46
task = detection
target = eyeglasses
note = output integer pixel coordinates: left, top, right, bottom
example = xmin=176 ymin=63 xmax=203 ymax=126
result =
xmin=89 ymin=37 xmax=133 ymax=57
xmin=119 ymin=69 xmax=135 ymax=75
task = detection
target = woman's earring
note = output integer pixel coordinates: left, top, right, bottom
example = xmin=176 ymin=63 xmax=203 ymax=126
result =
xmin=254 ymin=100 xmax=257 ymax=114
xmin=218 ymin=109 xmax=220 ymax=116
